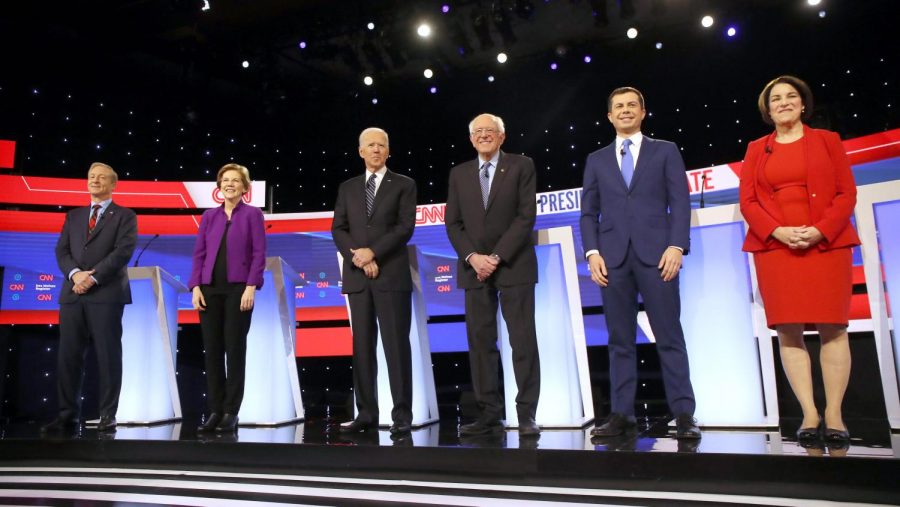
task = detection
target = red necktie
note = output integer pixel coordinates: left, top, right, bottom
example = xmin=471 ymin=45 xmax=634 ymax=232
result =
xmin=88 ymin=204 xmax=101 ymax=234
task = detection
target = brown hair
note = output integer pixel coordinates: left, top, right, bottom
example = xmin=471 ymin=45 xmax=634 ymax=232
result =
xmin=216 ymin=163 xmax=251 ymax=193
xmin=607 ymin=87 xmax=645 ymax=111
xmin=757 ymin=75 xmax=814 ymax=125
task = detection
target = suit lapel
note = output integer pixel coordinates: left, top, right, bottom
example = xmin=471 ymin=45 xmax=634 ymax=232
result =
xmin=85 ymin=202 xmax=115 ymax=244
xmin=485 ymin=151 xmax=508 ymax=211
xmin=368 ymin=169 xmax=393 ymax=220
xmin=601 ymin=144 xmax=626 ymax=190
xmin=628 ymin=137 xmax=655 ymax=191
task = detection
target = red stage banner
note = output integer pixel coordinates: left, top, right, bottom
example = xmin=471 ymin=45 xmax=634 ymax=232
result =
xmin=0 ymin=140 xmax=15 ymax=169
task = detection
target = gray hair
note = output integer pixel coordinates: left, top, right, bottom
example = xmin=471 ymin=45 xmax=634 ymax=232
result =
xmin=88 ymin=162 xmax=118 ymax=184
xmin=358 ymin=127 xmax=390 ymax=147
xmin=468 ymin=113 xmax=506 ymax=135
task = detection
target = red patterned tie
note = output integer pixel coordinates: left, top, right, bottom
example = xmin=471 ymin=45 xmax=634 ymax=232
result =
xmin=88 ymin=204 xmax=101 ymax=234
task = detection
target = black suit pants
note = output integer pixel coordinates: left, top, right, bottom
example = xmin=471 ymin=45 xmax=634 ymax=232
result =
xmin=464 ymin=284 xmax=540 ymax=421
xmin=199 ymin=286 xmax=253 ymax=414
xmin=347 ymin=287 xmax=413 ymax=425
xmin=57 ymin=300 xmax=125 ymax=420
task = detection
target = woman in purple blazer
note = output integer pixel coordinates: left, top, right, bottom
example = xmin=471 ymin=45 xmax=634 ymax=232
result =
xmin=189 ymin=163 xmax=266 ymax=433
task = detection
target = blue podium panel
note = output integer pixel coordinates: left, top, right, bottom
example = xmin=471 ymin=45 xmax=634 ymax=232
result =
xmin=681 ymin=219 xmax=770 ymax=427
xmin=118 ymin=267 xmax=185 ymax=425
xmin=239 ymin=257 xmax=304 ymax=426
xmin=500 ymin=227 xmax=594 ymax=428
xmin=857 ymin=181 xmax=900 ymax=429
xmin=341 ymin=246 xmax=439 ymax=428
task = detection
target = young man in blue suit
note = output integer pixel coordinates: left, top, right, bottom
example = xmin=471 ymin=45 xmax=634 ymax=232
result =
xmin=580 ymin=87 xmax=700 ymax=439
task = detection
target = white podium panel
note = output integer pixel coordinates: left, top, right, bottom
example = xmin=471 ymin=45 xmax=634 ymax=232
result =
xmin=681 ymin=205 xmax=776 ymax=427
xmin=118 ymin=266 xmax=185 ymax=425
xmin=340 ymin=245 xmax=439 ymax=428
xmin=499 ymin=226 xmax=594 ymax=428
xmin=855 ymin=181 xmax=900 ymax=429
xmin=238 ymin=256 xmax=304 ymax=426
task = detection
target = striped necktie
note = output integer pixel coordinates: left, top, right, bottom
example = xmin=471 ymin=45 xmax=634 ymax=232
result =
xmin=88 ymin=204 xmax=101 ymax=234
xmin=365 ymin=173 xmax=377 ymax=216
xmin=480 ymin=162 xmax=491 ymax=209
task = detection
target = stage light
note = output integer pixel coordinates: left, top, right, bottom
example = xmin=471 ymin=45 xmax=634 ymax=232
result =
xmin=363 ymin=76 xmax=374 ymax=86
xmin=550 ymin=62 xmax=558 ymax=70
xmin=819 ymin=10 xmax=826 ymax=17
xmin=367 ymin=22 xmax=375 ymax=30
xmin=655 ymin=42 xmax=663 ymax=49
xmin=726 ymin=26 xmax=737 ymax=37
xmin=442 ymin=4 xmax=450 ymax=13
xmin=424 ymin=68 xmax=434 ymax=78
xmin=626 ymin=27 xmax=638 ymax=39
xmin=430 ymin=87 xmax=438 ymax=94
xmin=298 ymin=41 xmax=307 ymax=49
xmin=583 ymin=55 xmax=592 ymax=63
xmin=241 ymin=60 xmax=249 ymax=68
xmin=701 ymin=16 xmax=714 ymax=28
xmin=807 ymin=0 xmax=822 ymax=5
xmin=417 ymin=23 xmax=432 ymax=38
xmin=372 ymin=98 xmax=378 ymax=104
xmin=488 ymin=75 xmax=495 ymax=82
xmin=497 ymin=52 xmax=508 ymax=63
xmin=201 ymin=0 xmax=210 ymax=11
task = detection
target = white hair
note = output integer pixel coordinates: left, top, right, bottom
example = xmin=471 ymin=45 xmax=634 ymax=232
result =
xmin=358 ymin=127 xmax=389 ymax=147
xmin=468 ymin=113 xmax=506 ymax=135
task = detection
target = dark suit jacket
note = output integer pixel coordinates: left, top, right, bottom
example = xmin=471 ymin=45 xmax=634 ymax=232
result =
xmin=55 ymin=201 xmax=138 ymax=304
xmin=332 ymin=169 xmax=417 ymax=293
xmin=580 ymin=136 xmax=690 ymax=268
xmin=445 ymin=151 xmax=538 ymax=289
xmin=188 ymin=200 xmax=267 ymax=289
xmin=739 ymin=125 xmax=860 ymax=253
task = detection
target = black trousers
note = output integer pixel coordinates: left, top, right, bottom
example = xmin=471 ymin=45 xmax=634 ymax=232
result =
xmin=198 ymin=286 xmax=253 ymax=414
xmin=347 ymin=287 xmax=413 ymax=425
xmin=57 ymin=300 xmax=125 ymax=420
xmin=464 ymin=283 xmax=540 ymax=421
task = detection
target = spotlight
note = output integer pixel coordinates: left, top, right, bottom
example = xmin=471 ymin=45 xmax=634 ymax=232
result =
xmin=583 ymin=55 xmax=592 ymax=63
xmin=430 ymin=87 xmax=437 ymax=94
xmin=726 ymin=26 xmax=737 ymax=37
xmin=298 ymin=41 xmax=307 ymax=49
xmin=442 ymin=5 xmax=450 ymax=14
xmin=417 ymin=23 xmax=432 ymax=38
xmin=201 ymin=0 xmax=210 ymax=11
xmin=701 ymin=16 xmax=714 ymax=28
xmin=655 ymin=42 xmax=663 ymax=49
xmin=363 ymin=76 xmax=374 ymax=86
xmin=550 ymin=62 xmax=558 ymax=70
xmin=818 ymin=10 xmax=826 ymax=17
xmin=497 ymin=52 xmax=508 ymax=63
xmin=807 ymin=0 xmax=822 ymax=5
xmin=241 ymin=60 xmax=249 ymax=68
xmin=367 ymin=22 xmax=375 ymax=30
xmin=488 ymin=75 xmax=495 ymax=82
xmin=423 ymin=68 xmax=434 ymax=78
xmin=626 ymin=27 xmax=638 ymax=39
xmin=372 ymin=98 xmax=378 ymax=104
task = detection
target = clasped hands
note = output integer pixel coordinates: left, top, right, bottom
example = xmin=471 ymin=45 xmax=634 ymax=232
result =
xmin=71 ymin=270 xmax=97 ymax=294
xmin=772 ymin=225 xmax=824 ymax=250
xmin=350 ymin=247 xmax=379 ymax=279
xmin=469 ymin=253 xmax=499 ymax=282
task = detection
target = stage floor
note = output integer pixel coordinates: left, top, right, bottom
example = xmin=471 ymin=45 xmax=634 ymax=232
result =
xmin=1 ymin=416 xmax=899 ymax=506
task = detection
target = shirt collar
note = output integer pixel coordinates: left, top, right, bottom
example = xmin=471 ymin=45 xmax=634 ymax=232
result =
xmin=365 ymin=166 xmax=388 ymax=180
xmin=616 ymin=132 xmax=643 ymax=150
xmin=478 ymin=151 xmax=501 ymax=168
xmin=90 ymin=198 xmax=113 ymax=212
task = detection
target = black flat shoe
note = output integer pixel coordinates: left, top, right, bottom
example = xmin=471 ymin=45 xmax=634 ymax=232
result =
xmin=824 ymin=427 xmax=850 ymax=442
xmin=796 ymin=418 xmax=822 ymax=441
xmin=197 ymin=412 xmax=222 ymax=433
xmin=215 ymin=413 xmax=239 ymax=433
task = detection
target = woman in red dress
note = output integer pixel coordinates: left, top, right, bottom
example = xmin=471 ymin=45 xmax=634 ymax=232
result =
xmin=739 ymin=75 xmax=859 ymax=443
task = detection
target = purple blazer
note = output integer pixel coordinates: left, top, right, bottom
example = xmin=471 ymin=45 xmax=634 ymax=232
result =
xmin=188 ymin=200 xmax=266 ymax=289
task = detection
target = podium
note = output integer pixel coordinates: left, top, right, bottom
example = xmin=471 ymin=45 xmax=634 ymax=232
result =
xmin=499 ymin=226 xmax=594 ymax=428
xmin=238 ymin=257 xmax=305 ymax=426
xmin=340 ymin=245 xmax=440 ymax=428
xmin=115 ymin=266 xmax=185 ymax=425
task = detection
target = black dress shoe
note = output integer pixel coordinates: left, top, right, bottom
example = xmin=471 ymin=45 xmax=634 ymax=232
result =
xmin=675 ymin=414 xmax=701 ymax=439
xmin=197 ymin=413 xmax=222 ymax=433
xmin=796 ymin=424 xmax=821 ymax=441
xmin=518 ymin=418 xmax=541 ymax=437
xmin=340 ymin=419 xmax=377 ymax=433
xmin=97 ymin=416 xmax=117 ymax=432
xmin=40 ymin=416 xmax=80 ymax=433
xmin=824 ymin=427 xmax=850 ymax=442
xmin=590 ymin=413 xmax=636 ymax=437
xmin=389 ymin=422 xmax=412 ymax=435
xmin=459 ymin=417 xmax=503 ymax=436
xmin=215 ymin=413 xmax=239 ymax=433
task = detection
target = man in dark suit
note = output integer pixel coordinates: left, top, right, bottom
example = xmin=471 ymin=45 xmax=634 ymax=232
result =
xmin=446 ymin=113 xmax=541 ymax=437
xmin=43 ymin=162 xmax=137 ymax=433
xmin=332 ymin=127 xmax=417 ymax=435
xmin=580 ymin=87 xmax=700 ymax=439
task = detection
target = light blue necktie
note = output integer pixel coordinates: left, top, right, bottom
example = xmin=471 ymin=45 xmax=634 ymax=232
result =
xmin=621 ymin=139 xmax=634 ymax=187
xmin=480 ymin=162 xmax=491 ymax=209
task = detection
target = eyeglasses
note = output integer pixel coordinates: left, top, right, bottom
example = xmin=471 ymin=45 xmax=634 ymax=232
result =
xmin=470 ymin=127 xmax=498 ymax=136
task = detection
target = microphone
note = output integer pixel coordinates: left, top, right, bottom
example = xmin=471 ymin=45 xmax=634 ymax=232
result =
xmin=133 ymin=234 xmax=160 ymax=267
xmin=765 ymin=144 xmax=772 ymax=154
xmin=620 ymin=145 xmax=626 ymax=156
xmin=699 ymin=173 xmax=707 ymax=209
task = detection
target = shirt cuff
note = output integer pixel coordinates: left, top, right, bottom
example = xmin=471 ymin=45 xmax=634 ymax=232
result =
xmin=585 ymin=249 xmax=600 ymax=260
xmin=465 ymin=252 xmax=476 ymax=264
xmin=68 ymin=268 xmax=80 ymax=281
xmin=667 ymin=246 xmax=684 ymax=253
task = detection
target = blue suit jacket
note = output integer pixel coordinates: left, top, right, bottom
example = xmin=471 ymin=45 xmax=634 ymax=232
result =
xmin=579 ymin=136 xmax=690 ymax=268
xmin=188 ymin=200 xmax=266 ymax=289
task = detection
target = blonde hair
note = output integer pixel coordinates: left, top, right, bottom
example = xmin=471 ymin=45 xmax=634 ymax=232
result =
xmin=216 ymin=163 xmax=251 ymax=193
xmin=88 ymin=162 xmax=118 ymax=184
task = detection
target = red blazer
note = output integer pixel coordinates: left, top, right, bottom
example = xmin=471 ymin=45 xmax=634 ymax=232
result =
xmin=739 ymin=125 xmax=860 ymax=252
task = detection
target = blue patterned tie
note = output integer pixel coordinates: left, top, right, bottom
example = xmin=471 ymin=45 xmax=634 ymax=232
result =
xmin=621 ymin=139 xmax=635 ymax=187
xmin=480 ymin=162 xmax=491 ymax=209
xmin=365 ymin=173 xmax=376 ymax=216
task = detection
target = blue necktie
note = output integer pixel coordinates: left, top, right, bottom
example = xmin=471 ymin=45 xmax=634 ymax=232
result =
xmin=365 ymin=173 xmax=376 ymax=216
xmin=621 ymin=138 xmax=635 ymax=187
xmin=480 ymin=162 xmax=491 ymax=209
